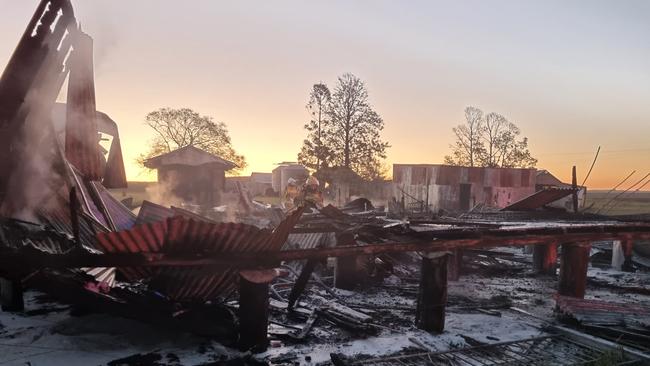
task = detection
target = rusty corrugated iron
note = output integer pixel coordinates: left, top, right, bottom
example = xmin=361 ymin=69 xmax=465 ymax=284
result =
xmin=94 ymin=208 xmax=304 ymax=302
xmin=65 ymin=29 xmax=102 ymax=180
xmin=502 ymin=187 xmax=578 ymax=211
xmin=556 ymin=295 xmax=650 ymax=326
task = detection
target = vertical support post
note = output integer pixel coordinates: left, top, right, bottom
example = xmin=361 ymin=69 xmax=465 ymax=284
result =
xmin=416 ymin=253 xmax=448 ymax=333
xmin=558 ymin=242 xmax=591 ymax=298
xmin=571 ymin=166 xmax=579 ymax=213
xmin=0 ymin=278 xmax=24 ymax=312
xmin=533 ymin=242 xmax=558 ymax=275
xmin=334 ymin=232 xmax=357 ymax=290
xmin=238 ymin=270 xmax=275 ymax=352
xmin=622 ymin=239 xmax=634 ymax=272
xmin=447 ymin=249 xmax=462 ymax=281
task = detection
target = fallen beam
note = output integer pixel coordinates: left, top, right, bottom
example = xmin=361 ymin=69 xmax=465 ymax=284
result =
xmin=1 ymin=227 xmax=650 ymax=271
xmin=287 ymin=259 xmax=318 ymax=309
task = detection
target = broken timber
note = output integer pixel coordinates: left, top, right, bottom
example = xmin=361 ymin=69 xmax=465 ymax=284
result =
xmin=1 ymin=224 xmax=649 ymax=272
xmin=533 ymin=241 xmax=558 ymax=275
xmin=416 ymin=253 xmax=448 ymax=333
xmin=238 ymin=270 xmax=276 ymax=352
xmin=558 ymin=242 xmax=591 ymax=298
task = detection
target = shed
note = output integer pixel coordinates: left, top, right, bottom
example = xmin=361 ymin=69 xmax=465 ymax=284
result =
xmin=144 ymin=146 xmax=236 ymax=208
xmin=392 ymin=164 xmax=536 ymax=213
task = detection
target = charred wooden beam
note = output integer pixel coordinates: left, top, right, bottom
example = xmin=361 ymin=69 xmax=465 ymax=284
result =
xmin=0 ymin=278 xmax=24 ymax=311
xmin=238 ymin=270 xmax=275 ymax=352
xmin=558 ymin=242 xmax=591 ymax=298
xmin=447 ymin=249 xmax=462 ymax=281
xmin=0 ymin=227 xmax=649 ymax=271
xmin=416 ymin=253 xmax=448 ymax=333
xmin=287 ymin=259 xmax=319 ymax=309
xmin=533 ymin=242 xmax=558 ymax=275
xmin=334 ymin=232 xmax=357 ymax=290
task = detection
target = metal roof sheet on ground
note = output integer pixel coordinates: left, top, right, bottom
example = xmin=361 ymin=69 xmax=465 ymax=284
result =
xmin=556 ymin=295 xmax=650 ymax=326
xmin=136 ymin=200 xmax=174 ymax=225
xmin=94 ymin=208 xmax=304 ymax=302
xmin=501 ymin=187 xmax=578 ymax=211
xmin=283 ymin=232 xmax=336 ymax=250
xmin=91 ymin=182 xmax=136 ymax=231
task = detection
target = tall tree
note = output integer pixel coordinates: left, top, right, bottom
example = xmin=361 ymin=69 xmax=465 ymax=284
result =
xmin=445 ymin=107 xmax=537 ymax=168
xmin=298 ymin=83 xmax=332 ymax=171
xmin=444 ymin=106 xmax=484 ymax=167
xmin=138 ymin=107 xmax=246 ymax=174
xmin=327 ymin=73 xmax=389 ymax=179
xmin=298 ymin=74 xmax=389 ymax=180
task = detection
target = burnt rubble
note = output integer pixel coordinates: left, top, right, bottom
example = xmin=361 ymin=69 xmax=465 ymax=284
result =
xmin=0 ymin=1 xmax=650 ymax=365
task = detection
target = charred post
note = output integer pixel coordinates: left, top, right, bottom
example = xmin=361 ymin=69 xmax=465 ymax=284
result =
xmin=447 ymin=249 xmax=462 ymax=281
xmin=334 ymin=232 xmax=358 ymax=290
xmin=415 ymin=253 xmax=448 ymax=333
xmin=238 ymin=271 xmax=273 ymax=352
xmin=0 ymin=278 xmax=24 ymax=312
xmin=558 ymin=242 xmax=591 ymax=298
xmin=533 ymin=242 xmax=558 ymax=275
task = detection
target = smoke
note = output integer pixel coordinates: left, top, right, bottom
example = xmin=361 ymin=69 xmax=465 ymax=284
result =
xmin=0 ymin=90 xmax=70 ymax=222
xmin=145 ymin=176 xmax=183 ymax=208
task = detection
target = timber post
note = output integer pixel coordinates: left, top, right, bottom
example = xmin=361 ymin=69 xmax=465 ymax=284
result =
xmin=415 ymin=252 xmax=448 ymax=333
xmin=334 ymin=232 xmax=357 ymax=290
xmin=447 ymin=249 xmax=462 ymax=281
xmin=558 ymin=242 xmax=591 ymax=298
xmin=0 ymin=278 xmax=24 ymax=312
xmin=238 ymin=270 xmax=276 ymax=352
xmin=533 ymin=242 xmax=558 ymax=275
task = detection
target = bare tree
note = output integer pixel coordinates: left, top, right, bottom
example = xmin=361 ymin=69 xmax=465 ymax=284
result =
xmin=298 ymin=83 xmax=332 ymax=171
xmin=326 ymin=73 xmax=389 ymax=179
xmin=138 ymin=107 xmax=246 ymax=174
xmin=444 ymin=106 xmax=484 ymax=167
xmin=445 ymin=107 xmax=537 ymax=168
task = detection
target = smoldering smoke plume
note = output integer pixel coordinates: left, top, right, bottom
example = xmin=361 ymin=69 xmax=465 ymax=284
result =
xmin=0 ymin=90 xmax=71 ymax=222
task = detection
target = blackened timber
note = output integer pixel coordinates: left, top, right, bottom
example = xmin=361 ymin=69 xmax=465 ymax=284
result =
xmin=558 ymin=242 xmax=591 ymax=298
xmin=334 ymin=232 xmax=358 ymax=290
xmin=287 ymin=259 xmax=318 ymax=309
xmin=1 ymin=225 xmax=650 ymax=270
xmin=447 ymin=249 xmax=462 ymax=281
xmin=0 ymin=278 xmax=24 ymax=311
xmin=533 ymin=242 xmax=558 ymax=275
xmin=416 ymin=254 xmax=448 ymax=333
xmin=238 ymin=273 xmax=270 ymax=352
xmin=622 ymin=239 xmax=634 ymax=272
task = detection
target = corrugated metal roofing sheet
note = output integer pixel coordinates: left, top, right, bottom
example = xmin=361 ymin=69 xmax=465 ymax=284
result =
xmin=283 ymin=232 xmax=336 ymax=250
xmin=136 ymin=200 xmax=174 ymax=225
xmin=501 ymin=187 xmax=577 ymax=211
xmin=94 ymin=207 xmax=304 ymax=302
xmin=92 ymin=182 xmax=136 ymax=231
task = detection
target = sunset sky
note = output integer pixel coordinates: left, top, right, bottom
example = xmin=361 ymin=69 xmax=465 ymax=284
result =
xmin=1 ymin=1 xmax=648 ymax=189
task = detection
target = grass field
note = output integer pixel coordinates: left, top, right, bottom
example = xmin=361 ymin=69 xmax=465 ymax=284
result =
xmin=584 ymin=190 xmax=650 ymax=216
